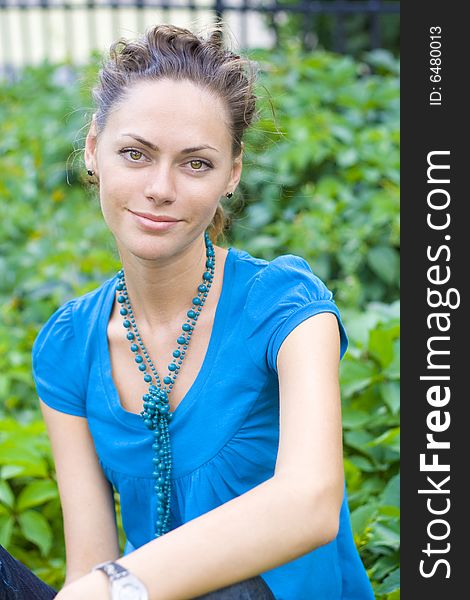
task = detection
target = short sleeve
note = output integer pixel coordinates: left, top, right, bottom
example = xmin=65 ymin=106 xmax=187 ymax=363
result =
xmin=243 ymin=254 xmax=348 ymax=372
xmin=32 ymin=299 xmax=87 ymax=417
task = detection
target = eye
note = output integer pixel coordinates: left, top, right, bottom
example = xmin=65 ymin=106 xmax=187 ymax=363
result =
xmin=119 ymin=148 xmax=146 ymax=162
xmin=187 ymin=159 xmax=212 ymax=172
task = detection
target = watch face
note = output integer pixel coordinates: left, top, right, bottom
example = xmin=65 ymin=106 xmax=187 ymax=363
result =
xmin=114 ymin=578 xmax=148 ymax=600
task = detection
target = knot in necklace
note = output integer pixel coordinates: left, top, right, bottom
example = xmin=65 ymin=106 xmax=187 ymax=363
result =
xmin=114 ymin=231 xmax=215 ymax=537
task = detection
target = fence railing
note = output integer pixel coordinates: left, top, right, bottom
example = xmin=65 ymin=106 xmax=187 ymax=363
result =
xmin=0 ymin=1 xmax=400 ymax=78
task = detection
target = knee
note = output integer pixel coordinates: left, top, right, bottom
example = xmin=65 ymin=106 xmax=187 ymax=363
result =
xmin=0 ymin=546 xmax=20 ymax=596
xmin=194 ymin=575 xmax=275 ymax=599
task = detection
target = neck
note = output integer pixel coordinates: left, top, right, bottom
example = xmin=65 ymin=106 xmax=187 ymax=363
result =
xmin=117 ymin=236 xmax=216 ymax=331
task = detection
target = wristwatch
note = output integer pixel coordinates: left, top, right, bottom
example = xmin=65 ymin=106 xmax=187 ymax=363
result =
xmin=93 ymin=560 xmax=149 ymax=599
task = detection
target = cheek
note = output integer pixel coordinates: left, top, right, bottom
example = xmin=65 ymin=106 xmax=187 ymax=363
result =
xmin=98 ymin=179 xmax=128 ymax=230
xmin=189 ymin=191 xmax=221 ymax=219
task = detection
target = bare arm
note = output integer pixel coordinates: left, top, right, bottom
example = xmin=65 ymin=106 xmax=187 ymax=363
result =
xmin=57 ymin=311 xmax=344 ymax=599
xmin=40 ymin=400 xmax=120 ymax=585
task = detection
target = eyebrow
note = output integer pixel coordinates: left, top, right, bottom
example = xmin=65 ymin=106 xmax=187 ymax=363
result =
xmin=120 ymin=133 xmax=219 ymax=154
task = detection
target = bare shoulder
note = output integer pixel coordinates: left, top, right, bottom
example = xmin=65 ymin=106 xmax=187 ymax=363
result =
xmin=277 ymin=312 xmax=341 ymax=374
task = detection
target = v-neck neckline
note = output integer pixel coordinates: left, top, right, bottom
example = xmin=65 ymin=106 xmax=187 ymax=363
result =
xmin=99 ymin=247 xmax=235 ymax=431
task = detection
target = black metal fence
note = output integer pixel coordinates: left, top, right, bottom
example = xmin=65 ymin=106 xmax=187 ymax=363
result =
xmin=0 ymin=1 xmax=399 ymax=77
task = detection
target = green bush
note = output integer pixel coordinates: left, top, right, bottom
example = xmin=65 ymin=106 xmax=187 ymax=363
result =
xmin=0 ymin=46 xmax=399 ymax=597
xmin=234 ymin=44 xmax=399 ymax=309
xmin=341 ymin=301 xmax=400 ymax=599
xmin=0 ymin=419 xmax=64 ymax=588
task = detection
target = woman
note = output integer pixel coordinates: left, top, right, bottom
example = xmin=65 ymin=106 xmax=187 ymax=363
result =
xmin=1 ymin=24 xmax=374 ymax=600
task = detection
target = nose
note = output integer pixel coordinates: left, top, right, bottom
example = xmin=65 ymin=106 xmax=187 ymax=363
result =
xmin=144 ymin=162 xmax=177 ymax=204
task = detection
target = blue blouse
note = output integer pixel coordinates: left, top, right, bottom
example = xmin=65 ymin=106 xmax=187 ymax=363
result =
xmin=32 ymin=247 xmax=374 ymax=599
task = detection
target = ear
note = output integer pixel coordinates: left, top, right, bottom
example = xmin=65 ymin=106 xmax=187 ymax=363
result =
xmin=226 ymin=141 xmax=244 ymax=195
xmin=84 ymin=114 xmax=99 ymax=173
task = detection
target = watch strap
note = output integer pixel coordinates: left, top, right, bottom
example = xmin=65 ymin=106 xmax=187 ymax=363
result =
xmin=93 ymin=560 xmax=129 ymax=580
xmin=93 ymin=561 xmax=149 ymax=599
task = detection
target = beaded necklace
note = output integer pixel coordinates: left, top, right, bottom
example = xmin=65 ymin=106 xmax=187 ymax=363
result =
xmin=114 ymin=231 xmax=215 ymax=537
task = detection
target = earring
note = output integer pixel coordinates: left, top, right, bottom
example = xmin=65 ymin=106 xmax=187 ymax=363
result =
xmin=87 ymin=169 xmax=95 ymax=176
xmin=225 ymin=192 xmax=233 ymax=199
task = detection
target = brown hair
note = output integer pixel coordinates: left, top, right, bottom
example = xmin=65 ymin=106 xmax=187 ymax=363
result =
xmin=88 ymin=23 xmax=259 ymax=244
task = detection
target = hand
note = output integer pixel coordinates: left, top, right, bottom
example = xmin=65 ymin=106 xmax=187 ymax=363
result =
xmin=54 ymin=570 xmax=109 ymax=599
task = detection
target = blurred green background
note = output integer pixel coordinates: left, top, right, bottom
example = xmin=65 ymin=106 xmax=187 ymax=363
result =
xmin=0 ymin=7 xmax=400 ymax=599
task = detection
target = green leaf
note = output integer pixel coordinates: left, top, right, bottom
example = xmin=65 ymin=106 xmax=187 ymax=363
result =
xmin=370 ymin=522 xmax=400 ymax=551
xmin=369 ymin=554 xmax=400 ymax=581
xmin=368 ymin=326 xmax=399 ymax=368
xmin=340 ymin=310 xmax=381 ymax=347
xmin=340 ymin=360 xmax=376 ymax=397
xmin=1 ymin=465 xmax=25 ymax=479
xmin=350 ymin=503 xmax=377 ymax=536
xmin=381 ymin=381 xmax=400 ymax=415
xmin=0 ymin=479 xmax=15 ymax=509
xmin=0 ymin=445 xmax=48 ymax=477
xmin=381 ymin=473 xmax=400 ymax=508
xmin=384 ymin=340 xmax=400 ymax=379
xmin=349 ymin=455 xmax=376 ymax=473
xmin=0 ymin=374 xmax=10 ymax=397
xmin=0 ymin=513 xmax=14 ymax=547
xmin=368 ymin=428 xmax=400 ymax=453
xmin=18 ymin=510 xmax=53 ymax=556
xmin=17 ymin=480 xmax=58 ymax=511
xmin=342 ymin=408 xmax=371 ymax=429
xmin=383 ymin=340 xmax=400 ymax=379
xmin=375 ymin=568 xmax=400 ymax=594
xmin=367 ymin=246 xmax=399 ymax=285
xmin=379 ymin=505 xmax=400 ymax=518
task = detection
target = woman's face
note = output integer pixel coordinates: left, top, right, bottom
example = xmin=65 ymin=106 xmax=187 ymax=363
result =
xmin=85 ymin=78 xmax=242 ymax=262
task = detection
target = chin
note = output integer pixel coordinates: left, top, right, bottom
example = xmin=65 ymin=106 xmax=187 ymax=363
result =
xmin=118 ymin=233 xmax=192 ymax=264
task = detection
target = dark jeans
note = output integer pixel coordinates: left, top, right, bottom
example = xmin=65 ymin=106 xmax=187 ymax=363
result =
xmin=0 ymin=545 xmax=275 ymax=599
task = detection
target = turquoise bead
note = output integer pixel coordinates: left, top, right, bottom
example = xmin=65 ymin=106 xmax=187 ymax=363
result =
xmin=116 ymin=230 xmax=215 ymax=537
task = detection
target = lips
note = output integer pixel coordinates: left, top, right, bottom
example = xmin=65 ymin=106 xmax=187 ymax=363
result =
xmin=129 ymin=210 xmax=179 ymax=222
